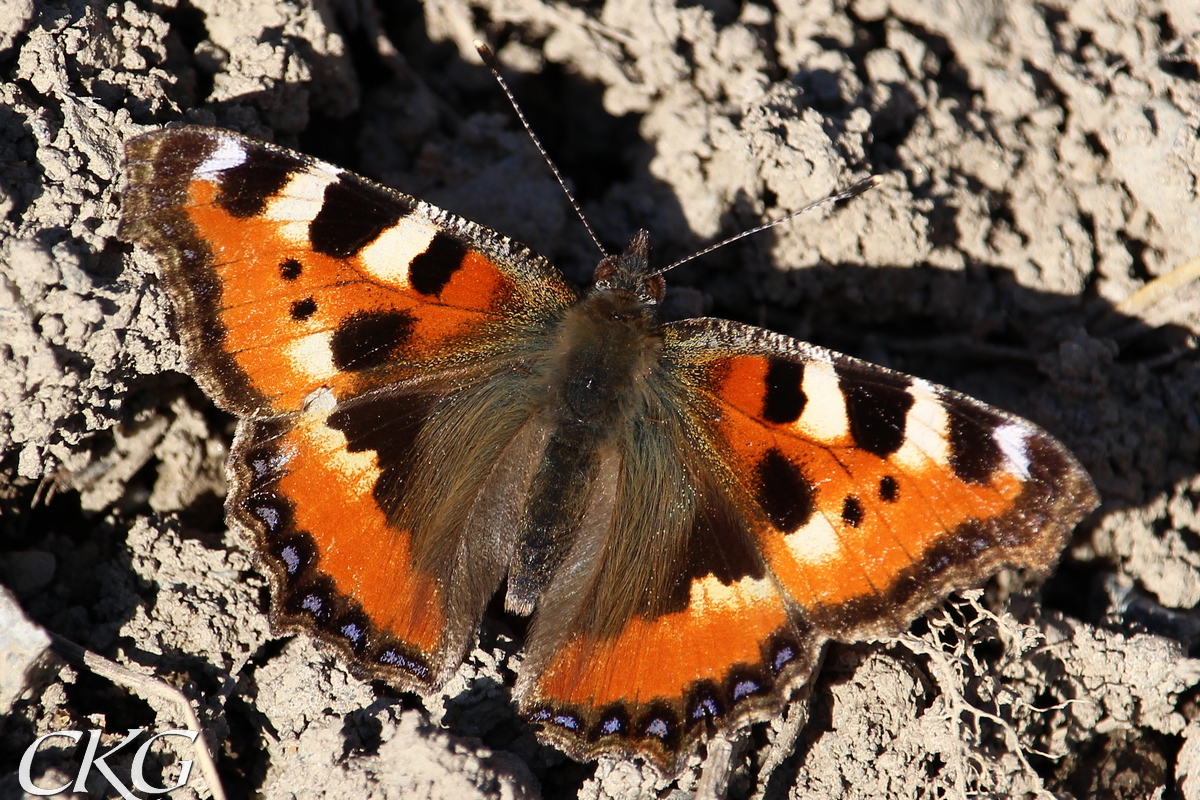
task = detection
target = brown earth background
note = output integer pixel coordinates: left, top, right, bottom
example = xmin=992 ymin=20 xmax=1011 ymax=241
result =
xmin=1 ymin=0 xmax=1200 ymax=798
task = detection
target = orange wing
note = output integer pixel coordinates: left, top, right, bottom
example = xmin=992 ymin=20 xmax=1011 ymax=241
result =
xmin=228 ymin=398 xmax=448 ymax=685
xmin=121 ymin=126 xmax=575 ymax=416
xmin=121 ymin=127 xmax=576 ymax=688
xmin=517 ymin=317 xmax=1097 ymax=771
xmin=670 ymin=318 xmax=1098 ymax=638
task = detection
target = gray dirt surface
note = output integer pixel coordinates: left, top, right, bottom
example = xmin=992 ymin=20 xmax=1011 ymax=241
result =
xmin=1 ymin=0 xmax=1199 ymax=798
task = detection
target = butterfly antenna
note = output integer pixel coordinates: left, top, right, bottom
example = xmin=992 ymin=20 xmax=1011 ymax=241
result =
xmin=651 ymin=175 xmax=884 ymax=277
xmin=475 ymin=41 xmax=608 ymax=257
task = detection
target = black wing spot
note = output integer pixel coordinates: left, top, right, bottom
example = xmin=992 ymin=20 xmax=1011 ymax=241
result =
xmin=762 ymin=357 xmax=806 ymax=424
xmin=216 ymin=149 xmax=304 ymax=218
xmin=755 ymin=448 xmax=814 ymax=532
xmin=837 ymin=366 xmax=913 ymax=457
xmin=330 ymin=310 xmax=415 ymax=372
xmin=409 ymin=233 xmax=468 ymax=296
xmin=310 ymin=178 xmax=409 ymax=258
xmin=653 ymin=480 xmax=765 ymax=615
xmin=279 ymin=258 xmax=302 ymax=280
xmin=841 ymin=495 xmax=864 ymax=528
xmin=327 ymin=389 xmax=439 ymax=526
xmin=290 ymin=297 xmax=317 ymax=321
xmin=879 ymin=475 xmax=899 ymax=502
xmin=948 ymin=403 xmax=1004 ymax=484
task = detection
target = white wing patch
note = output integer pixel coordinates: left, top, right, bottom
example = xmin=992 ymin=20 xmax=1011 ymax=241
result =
xmin=794 ymin=359 xmax=849 ymax=442
xmin=358 ymin=214 xmax=440 ymax=287
xmin=266 ymin=170 xmax=337 ymax=243
xmin=286 ymin=332 xmax=337 ymax=385
xmin=688 ymin=573 xmax=776 ymax=614
xmin=786 ymin=511 xmax=841 ymax=563
xmin=299 ymin=411 xmax=379 ymax=497
xmin=302 ymin=386 xmax=338 ymax=415
xmin=994 ymin=422 xmax=1033 ymax=478
xmin=892 ymin=380 xmax=951 ymax=469
xmin=197 ymin=137 xmax=247 ymax=175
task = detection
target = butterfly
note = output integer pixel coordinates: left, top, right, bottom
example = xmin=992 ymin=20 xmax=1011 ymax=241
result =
xmin=119 ymin=124 xmax=1099 ymax=775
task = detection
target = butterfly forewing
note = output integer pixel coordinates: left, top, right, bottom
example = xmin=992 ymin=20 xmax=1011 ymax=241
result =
xmin=666 ymin=318 xmax=1098 ymax=638
xmin=121 ymin=126 xmax=576 ymax=416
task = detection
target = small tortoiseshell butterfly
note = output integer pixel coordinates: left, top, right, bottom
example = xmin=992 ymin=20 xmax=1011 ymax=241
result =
xmin=120 ymin=122 xmax=1098 ymax=774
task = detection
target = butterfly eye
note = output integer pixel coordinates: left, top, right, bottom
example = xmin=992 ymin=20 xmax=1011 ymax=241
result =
xmin=643 ymin=273 xmax=666 ymax=304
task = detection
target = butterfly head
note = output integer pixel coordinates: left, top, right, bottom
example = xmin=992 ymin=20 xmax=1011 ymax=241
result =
xmin=592 ymin=230 xmax=665 ymax=307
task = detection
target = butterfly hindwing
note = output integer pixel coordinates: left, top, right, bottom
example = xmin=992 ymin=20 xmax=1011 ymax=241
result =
xmin=229 ymin=396 xmax=448 ymax=686
xmin=513 ymin=378 xmax=820 ymax=769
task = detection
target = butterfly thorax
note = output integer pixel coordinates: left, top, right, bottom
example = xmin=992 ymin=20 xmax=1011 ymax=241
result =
xmin=546 ymin=292 xmax=661 ymax=423
xmin=527 ymin=230 xmax=666 ymax=432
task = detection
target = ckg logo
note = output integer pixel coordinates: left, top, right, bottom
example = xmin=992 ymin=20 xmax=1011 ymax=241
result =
xmin=18 ymin=728 xmax=199 ymax=798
